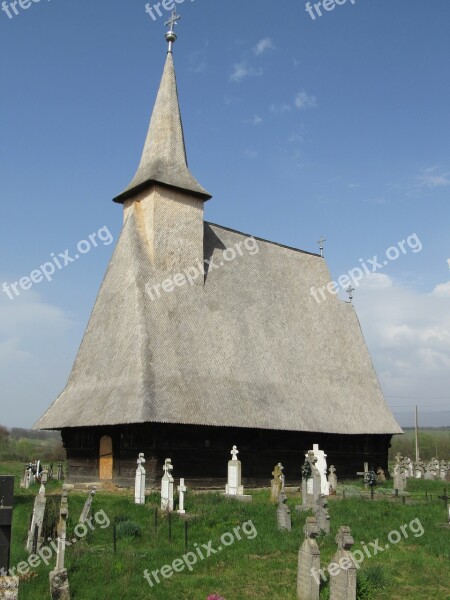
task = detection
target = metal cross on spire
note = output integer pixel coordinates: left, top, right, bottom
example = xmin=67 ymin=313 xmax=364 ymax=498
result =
xmin=165 ymin=10 xmax=181 ymax=53
xmin=346 ymin=285 xmax=355 ymax=303
xmin=317 ymin=236 xmax=326 ymax=258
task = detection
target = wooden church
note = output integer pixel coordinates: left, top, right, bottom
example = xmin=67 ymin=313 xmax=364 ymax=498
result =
xmin=35 ymin=19 xmax=402 ymax=486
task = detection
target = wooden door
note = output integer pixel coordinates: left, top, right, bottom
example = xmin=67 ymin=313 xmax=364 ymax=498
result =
xmin=99 ymin=436 xmax=113 ymax=480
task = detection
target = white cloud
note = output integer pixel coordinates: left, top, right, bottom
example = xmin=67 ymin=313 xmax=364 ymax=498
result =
xmin=352 ymin=274 xmax=450 ymax=423
xmin=253 ymin=38 xmax=274 ymax=56
xmin=230 ymin=63 xmax=263 ymax=83
xmin=295 ymin=91 xmax=317 ymax=110
xmin=417 ymin=166 xmax=450 ymax=189
xmin=245 ymin=115 xmax=263 ymax=126
xmin=270 ymin=103 xmax=291 ymax=114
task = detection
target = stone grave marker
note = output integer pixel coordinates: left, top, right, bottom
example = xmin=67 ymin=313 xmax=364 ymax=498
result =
xmin=356 ymin=462 xmax=369 ymax=490
xmin=224 ymin=446 xmax=252 ymax=501
xmin=298 ymin=453 xmax=319 ymax=512
xmin=26 ymin=469 xmax=48 ymax=553
xmin=376 ymin=467 xmax=386 ymax=483
xmin=177 ymin=479 xmax=187 ymax=515
xmin=79 ymin=488 xmax=96 ymax=525
xmin=314 ymin=494 xmax=330 ymax=535
xmin=329 ymin=526 xmax=357 ymax=600
xmin=135 ymin=453 xmax=146 ymax=505
xmin=271 ymin=463 xmax=283 ymax=503
xmin=439 ymin=461 xmax=448 ymax=481
xmin=306 ymin=444 xmax=330 ymax=495
xmin=49 ymin=485 xmax=71 ymax=600
xmin=328 ymin=465 xmax=337 ymax=494
xmin=277 ymin=492 xmax=292 ymax=532
xmin=297 ymin=516 xmax=321 ymax=600
xmin=414 ymin=459 xmax=425 ymax=479
xmin=161 ymin=458 xmax=174 ymax=511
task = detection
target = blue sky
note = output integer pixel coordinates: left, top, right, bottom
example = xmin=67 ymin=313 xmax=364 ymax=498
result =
xmin=1 ymin=0 xmax=449 ymax=428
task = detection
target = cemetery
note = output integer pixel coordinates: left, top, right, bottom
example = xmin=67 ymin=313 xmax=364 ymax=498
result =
xmin=0 ymin=443 xmax=449 ymax=599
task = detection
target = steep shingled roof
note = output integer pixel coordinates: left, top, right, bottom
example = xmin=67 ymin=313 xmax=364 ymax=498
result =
xmin=34 ymin=213 xmax=402 ymax=435
xmin=113 ymin=51 xmax=211 ymax=204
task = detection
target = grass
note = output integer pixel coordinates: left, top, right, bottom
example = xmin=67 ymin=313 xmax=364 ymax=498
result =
xmin=1 ymin=461 xmax=449 ymax=600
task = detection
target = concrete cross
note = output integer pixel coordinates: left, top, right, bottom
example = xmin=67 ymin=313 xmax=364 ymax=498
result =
xmin=230 ymin=446 xmax=239 ymax=461
xmin=335 ymin=525 xmax=354 ymax=551
xmin=177 ymin=478 xmax=187 ymax=515
xmin=357 ymin=462 xmax=369 ymax=489
xmin=163 ymin=458 xmax=173 ymax=479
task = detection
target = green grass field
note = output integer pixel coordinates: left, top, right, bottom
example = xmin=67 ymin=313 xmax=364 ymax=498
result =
xmin=1 ymin=461 xmax=449 ymax=600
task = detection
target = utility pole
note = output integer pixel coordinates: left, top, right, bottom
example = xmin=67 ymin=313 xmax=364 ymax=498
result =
xmin=415 ymin=405 xmax=419 ymax=462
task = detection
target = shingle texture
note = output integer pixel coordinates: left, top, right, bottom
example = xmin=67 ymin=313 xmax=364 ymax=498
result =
xmin=35 ymin=213 xmax=402 ymax=435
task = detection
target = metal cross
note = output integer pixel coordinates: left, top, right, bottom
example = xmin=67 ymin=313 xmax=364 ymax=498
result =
xmin=165 ymin=10 xmax=181 ymax=32
xmin=438 ymin=488 xmax=449 ymax=510
xmin=346 ymin=285 xmax=355 ymax=302
xmin=317 ymin=236 xmax=326 ymax=258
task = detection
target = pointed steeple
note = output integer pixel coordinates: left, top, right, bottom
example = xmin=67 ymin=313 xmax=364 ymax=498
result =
xmin=114 ymin=16 xmax=211 ymax=204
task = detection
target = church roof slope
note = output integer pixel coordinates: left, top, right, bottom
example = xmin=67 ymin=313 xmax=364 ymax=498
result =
xmin=35 ymin=215 xmax=402 ymax=435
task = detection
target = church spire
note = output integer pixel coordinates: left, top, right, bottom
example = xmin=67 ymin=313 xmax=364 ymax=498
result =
xmin=113 ymin=12 xmax=211 ymax=204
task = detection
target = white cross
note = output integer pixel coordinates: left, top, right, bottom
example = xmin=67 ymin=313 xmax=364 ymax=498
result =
xmin=230 ymin=446 xmax=239 ymax=461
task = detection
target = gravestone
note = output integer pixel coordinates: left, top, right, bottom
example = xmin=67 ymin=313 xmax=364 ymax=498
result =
xmin=298 ymin=453 xmax=318 ymax=511
xmin=393 ymin=455 xmax=406 ymax=492
xmin=277 ymin=492 xmax=292 ymax=532
xmin=0 ymin=477 xmax=17 ymax=600
xmin=356 ymin=462 xmax=369 ymax=490
xmin=306 ymin=444 xmax=330 ymax=495
xmin=57 ymin=462 xmax=63 ymax=481
xmin=177 ymin=479 xmax=187 ymax=515
xmin=404 ymin=457 xmax=414 ymax=478
xmin=134 ymin=453 xmax=146 ymax=505
xmin=414 ymin=459 xmax=425 ymax=479
xmin=440 ymin=461 xmax=448 ymax=481
xmin=79 ymin=488 xmax=96 ymax=525
xmin=376 ymin=467 xmax=386 ymax=483
xmin=49 ymin=485 xmax=71 ymax=600
xmin=328 ymin=465 xmax=337 ymax=494
xmin=314 ymin=494 xmax=330 ymax=535
xmin=297 ymin=517 xmax=321 ymax=600
xmin=271 ymin=463 xmax=283 ymax=503
xmin=161 ymin=458 xmax=174 ymax=511
xmin=224 ymin=446 xmax=252 ymax=501
xmin=26 ymin=470 xmax=48 ymax=553
xmin=329 ymin=526 xmax=357 ymax=600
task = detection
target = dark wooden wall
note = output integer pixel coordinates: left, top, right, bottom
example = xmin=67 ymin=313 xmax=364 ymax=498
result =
xmin=61 ymin=423 xmax=393 ymax=487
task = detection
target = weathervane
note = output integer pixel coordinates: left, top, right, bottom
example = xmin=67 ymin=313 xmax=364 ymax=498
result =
xmin=346 ymin=285 xmax=355 ymax=303
xmin=165 ymin=10 xmax=181 ymax=53
xmin=317 ymin=236 xmax=326 ymax=258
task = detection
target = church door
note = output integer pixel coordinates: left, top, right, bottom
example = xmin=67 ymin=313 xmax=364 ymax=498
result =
xmin=99 ymin=436 xmax=113 ymax=480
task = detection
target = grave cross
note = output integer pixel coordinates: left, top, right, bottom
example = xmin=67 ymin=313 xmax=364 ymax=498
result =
xmin=347 ymin=285 xmax=355 ymax=302
xmin=0 ymin=476 xmax=14 ymax=573
xmin=356 ymin=462 xmax=369 ymax=484
xmin=317 ymin=236 xmax=326 ymax=258
xmin=230 ymin=445 xmax=239 ymax=461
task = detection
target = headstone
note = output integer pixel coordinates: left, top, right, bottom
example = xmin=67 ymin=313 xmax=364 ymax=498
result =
xmin=329 ymin=526 xmax=357 ymax=600
xmin=306 ymin=444 xmax=330 ymax=495
xmin=161 ymin=458 xmax=174 ymax=511
xmin=297 ymin=517 xmax=321 ymax=600
xmin=134 ymin=453 xmax=146 ymax=505
xmin=328 ymin=465 xmax=337 ymax=494
xmin=177 ymin=479 xmax=187 ymax=515
xmin=393 ymin=455 xmax=406 ymax=492
xmin=0 ymin=477 xmax=14 ymax=573
xmin=79 ymin=488 xmax=96 ymax=524
xmin=277 ymin=492 xmax=292 ymax=531
xmin=440 ymin=461 xmax=448 ymax=481
xmin=224 ymin=446 xmax=252 ymax=501
xmin=271 ymin=463 xmax=283 ymax=503
xmin=376 ymin=467 xmax=386 ymax=483
xmin=49 ymin=485 xmax=71 ymax=600
xmin=26 ymin=470 xmax=48 ymax=553
xmin=298 ymin=452 xmax=318 ymax=511
xmin=414 ymin=459 xmax=425 ymax=479
xmin=314 ymin=494 xmax=330 ymax=535
xmin=404 ymin=457 xmax=414 ymax=478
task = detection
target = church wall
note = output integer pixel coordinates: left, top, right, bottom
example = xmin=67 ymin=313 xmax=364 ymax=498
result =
xmin=61 ymin=423 xmax=393 ymax=487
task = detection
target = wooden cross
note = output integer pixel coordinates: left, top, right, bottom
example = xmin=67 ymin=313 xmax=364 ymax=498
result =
xmin=165 ymin=10 xmax=181 ymax=31
xmin=0 ymin=476 xmax=14 ymax=573
xmin=356 ymin=462 xmax=369 ymax=489
xmin=438 ymin=488 xmax=449 ymax=510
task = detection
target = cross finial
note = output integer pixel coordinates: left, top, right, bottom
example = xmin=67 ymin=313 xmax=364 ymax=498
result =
xmin=165 ymin=10 xmax=181 ymax=53
xmin=317 ymin=236 xmax=326 ymax=258
xmin=346 ymin=285 xmax=355 ymax=302
xmin=230 ymin=445 xmax=239 ymax=460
